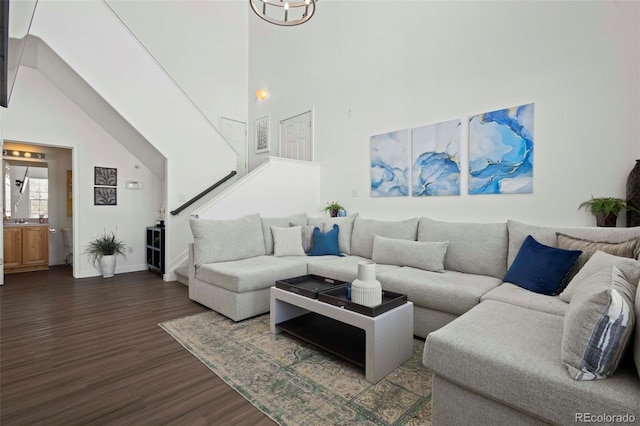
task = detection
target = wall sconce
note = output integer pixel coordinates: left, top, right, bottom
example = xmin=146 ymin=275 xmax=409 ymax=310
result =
xmin=2 ymin=149 xmax=46 ymax=159
xmin=256 ymin=89 xmax=269 ymax=101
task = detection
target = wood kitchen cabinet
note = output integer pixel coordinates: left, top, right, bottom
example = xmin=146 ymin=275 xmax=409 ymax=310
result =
xmin=3 ymin=225 xmax=49 ymax=273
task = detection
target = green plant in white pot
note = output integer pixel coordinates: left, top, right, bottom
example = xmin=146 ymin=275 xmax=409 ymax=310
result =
xmin=85 ymin=230 xmax=126 ymax=278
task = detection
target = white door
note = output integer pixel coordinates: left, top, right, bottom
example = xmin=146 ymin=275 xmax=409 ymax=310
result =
xmin=220 ymin=117 xmax=247 ymax=177
xmin=280 ymin=110 xmax=313 ymax=162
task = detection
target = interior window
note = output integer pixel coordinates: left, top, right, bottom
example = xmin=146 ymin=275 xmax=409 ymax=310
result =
xmin=29 ymin=177 xmax=48 ymax=218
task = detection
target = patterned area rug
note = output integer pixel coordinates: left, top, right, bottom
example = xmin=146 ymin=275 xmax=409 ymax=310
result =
xmin=160 ymin=311 xmax=432 ymax=425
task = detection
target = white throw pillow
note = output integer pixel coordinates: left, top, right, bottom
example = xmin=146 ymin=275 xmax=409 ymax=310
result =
xmin=372 ymin=235 xmax=448 ymax=272
xmin=271 ymin=226 xmax=305 ymax=257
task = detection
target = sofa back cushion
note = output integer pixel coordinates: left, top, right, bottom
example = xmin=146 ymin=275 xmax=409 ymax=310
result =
xmin=507 ymin=220 xmax=640 ymax=268
xmin=308 ymin=213 xmax=358 ymax=254
xmin=350 ymin=217 xmax=419 ymax=258
xmin=418 ymin=217 xmax=508 ymax=279
xmin=190 ymin=214 xmax=266 ymax=266
xmin=261 ymin=213 xmax=307 ymax=255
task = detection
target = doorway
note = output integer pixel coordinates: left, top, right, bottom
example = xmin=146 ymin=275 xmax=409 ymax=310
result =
xmin=219 ymin=117 xmax=247 ymax=177
xmin=279 ymin=110 xmax=313 ymax=162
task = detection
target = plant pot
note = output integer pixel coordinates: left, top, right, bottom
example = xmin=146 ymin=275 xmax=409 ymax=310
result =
xmin=100 ymin=255 xmax=117 ymax=278
xmin=330 ymin=209 xmax=339 ymax=218
xmin=596 ymin=212 xmax=617 ymax=227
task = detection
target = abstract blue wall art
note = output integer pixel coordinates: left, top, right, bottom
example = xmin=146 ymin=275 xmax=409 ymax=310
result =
xmin=412 ymin=119 xmax=461 ymax=196
xmin=371 ymin=129 xmax=410 ymax=197
xmin=468 ymin=103 xmax=534 ymax=195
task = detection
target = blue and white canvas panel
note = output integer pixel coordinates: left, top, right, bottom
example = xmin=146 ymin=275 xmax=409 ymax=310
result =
xmin=371 ymin=129 xmax=410 ymax=197
xmin=412 ymin=119 xmax=461 ymax=196
xmin=468 ymin=103 xmax=534 ymax=195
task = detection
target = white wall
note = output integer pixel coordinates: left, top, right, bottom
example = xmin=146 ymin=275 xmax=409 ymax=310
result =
xmin=3 ymin=67 xmax=163 ymax=278
xmin=106 ymin=0 xmax=249 ymax=125
xmin=28 ymin=0 xmax=243 ymax=275
xmin=196 ymin=157 xmax=321 ymax=220
xmin=249 ymin=1 xmax=640 ymax=226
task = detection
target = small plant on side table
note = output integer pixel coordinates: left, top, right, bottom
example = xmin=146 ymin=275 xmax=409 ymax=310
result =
xmin=323 ymin=201 xmax=344 ymax=218
xmin=578 ymin=196 xmax=640 ymax=227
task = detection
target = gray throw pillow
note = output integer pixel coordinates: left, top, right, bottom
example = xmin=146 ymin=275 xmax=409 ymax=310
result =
xmin=297 ymin=223 xmax=323 ymax=253
xmin=561 ymin=266 xmax=635 ymax=380
xmin=271 ymin=226 xmax=305 ymax=257
xmin=556 ymin=233 xmax=637 ymax=286
xmin=351 ymin=216 xmax=419 ymax=258
xmin=372 ymin=235 xmax=448 ymax=272
xmin=559 ymin=251 xmax=640 ymax=303
xmin=190 ymin=214 xmax=266 ymax=266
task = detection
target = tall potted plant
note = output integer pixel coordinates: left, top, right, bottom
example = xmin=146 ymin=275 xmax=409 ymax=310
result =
xmin=578 ymin=196 xmax=640 ymax=227
xmin=85 ymin=230 xmax=126 ymax=278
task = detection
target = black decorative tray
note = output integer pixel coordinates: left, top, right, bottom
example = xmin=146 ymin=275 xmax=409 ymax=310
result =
xmin=317 ymin=288 xmax=408 ymax=317
xmin=276 ymin=274 xmax=347 ymax=299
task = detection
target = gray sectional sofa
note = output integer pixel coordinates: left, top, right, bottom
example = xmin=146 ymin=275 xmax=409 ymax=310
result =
xmin=189 ymin=212 xmax=640 ymax=425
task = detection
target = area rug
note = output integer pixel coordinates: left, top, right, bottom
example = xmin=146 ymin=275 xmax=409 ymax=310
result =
xmin=160 ymin=311 xmax=432 ymax=425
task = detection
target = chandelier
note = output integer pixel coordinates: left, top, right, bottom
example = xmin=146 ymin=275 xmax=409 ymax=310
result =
xmin=249 ymin=0 xmax=318 ymax=26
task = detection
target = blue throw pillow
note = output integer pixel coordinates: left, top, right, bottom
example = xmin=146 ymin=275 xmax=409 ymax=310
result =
xmin=504 ymin=235 xmax=582 ymax=295
xmin=308 ymin=224 xmax=343 ymax=256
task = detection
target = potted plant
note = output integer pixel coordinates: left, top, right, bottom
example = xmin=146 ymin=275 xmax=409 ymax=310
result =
xmin=322 ymin=201 xmax=344 ymax=218
xmin=85 ymin=230 xmax=126 ymax=278
xmin=578 ymin=196 xmax=640 ymax=227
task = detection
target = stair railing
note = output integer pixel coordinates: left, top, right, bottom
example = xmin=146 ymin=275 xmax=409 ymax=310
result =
xmin=170 ymin=171 xmax=237 ymax=216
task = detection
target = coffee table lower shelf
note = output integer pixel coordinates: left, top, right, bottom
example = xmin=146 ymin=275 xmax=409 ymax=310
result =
xmin=277 ymin=312 xmax=366 ymax=368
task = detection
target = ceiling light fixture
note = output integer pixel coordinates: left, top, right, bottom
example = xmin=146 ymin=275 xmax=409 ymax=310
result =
xmin=249 ymin=0 xmax=317 ymax=26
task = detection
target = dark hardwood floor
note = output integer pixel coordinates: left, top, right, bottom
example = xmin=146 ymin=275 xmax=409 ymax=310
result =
xmin=0 ymin=266 xmax=276 ymax=425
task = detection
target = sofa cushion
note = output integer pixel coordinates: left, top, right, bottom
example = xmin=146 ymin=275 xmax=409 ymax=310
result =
xmin=308 ymin=224 xmax=342 ymax=256
xmin=377 ymin=267 xmax=501 ymax=316
xmin=195 ymin=255 xmax=308 ymax=293
xmin=560 ymin=251 xmax=640 ymax=303
xmin=506 ymin=220 xmax=640 ymax=267
xmin=372 ymin=235 xmax=448 ymax=272
xmin=481 ymin=283 xmax=568 ymax=316
xmin=503 ymin=235 xmax=581 ymax=295
xmin=635 ymin=278 xmax=640 ymax=378
xmin=556 ymin=233 xmax=638 ymax=286
xmin=271 ymin=226 xmax=305 ymax=257
xmin=418 ymin=217 xmax=508 ymax=279
xmin=308 ymin=213 xmax=358 ymax=255
xmin=562 ymin=266 xmax=635 ymax=380
xmin=261 ymin=213 xmax=307 ymax=255
xmin=350 ymin=216 xmax=419 ymax=258
xmin=190 ymin=214 xmax=266 ymax=266
xmin=307 ymin=255 xmax=401 ymax=283
xmin=423 ymin=300 xmax=640 ymax=425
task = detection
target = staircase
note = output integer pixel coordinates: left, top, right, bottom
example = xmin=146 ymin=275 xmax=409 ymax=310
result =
xmin=175 ymin=266 xmax=189 ymax=286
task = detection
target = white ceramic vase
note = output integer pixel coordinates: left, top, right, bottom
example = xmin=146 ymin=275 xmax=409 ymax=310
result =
xmin=351 ymin=260 xmax=382 ymax=307
xmin=100 ymin=255 xmax=117 ymax=278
